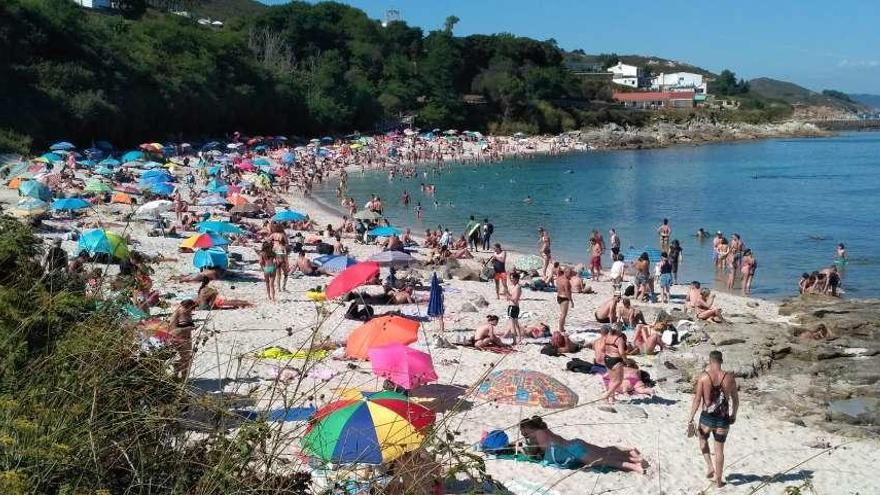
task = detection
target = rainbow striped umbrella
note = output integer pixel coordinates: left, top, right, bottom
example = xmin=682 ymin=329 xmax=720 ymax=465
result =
xmin=302 ymin=390 xmax=435 ymax=464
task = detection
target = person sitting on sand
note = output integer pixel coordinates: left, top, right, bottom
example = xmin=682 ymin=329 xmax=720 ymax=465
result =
xmin=167 ymin=299 xmax=197 ymax=379
xmin=694 ymin=288 xmax=723 ymax=323
xmin=594 ymin=292 xmax=621 ymax=324
xmin=586 ymin=324 xmax=610 ymax=363
xmin=618 ymin=359 xmax=654 ymax=396
xmin=616 ymin=298 xmax=646 ymax=328
xmin=685 ymin=281 xmax=702 ymax=313
xmin=548 ymin=331 xmax=582 ymax=354
xmin=474 ymin=315 xmax=504 ymax=349
xmin=173 ymin=266 xmax=223 ymax=283
xmin=296 ymin=251 xmax=318 ymax=276
xmin=518 ymin=416 xmax=644 ymax=473
xmin=631 ymin=322 xmax=667 ymax=355
xmin=196 ymin=279 xmax=252 ymax=310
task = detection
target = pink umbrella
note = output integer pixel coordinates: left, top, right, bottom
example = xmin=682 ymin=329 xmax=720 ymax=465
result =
xmin=325 ymin=261 xmax=380 ymax=299
xmin=236 ymin=160 xmax=256 ymax=171
xmin=368 ymin=343 xmax=437 ymax=390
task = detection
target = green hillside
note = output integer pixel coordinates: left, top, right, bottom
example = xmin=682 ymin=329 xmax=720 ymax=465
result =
xmin=749 ymin=77 xmax=865 ymax=112
xmin=187 ymin=0 xmax=266 ymax=21
xmin=850 ymin=94 xmax=880 ymax=110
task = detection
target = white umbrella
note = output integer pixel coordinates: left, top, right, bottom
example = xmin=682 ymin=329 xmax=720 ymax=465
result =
xmin=136 ymin=200 xmax=173 ymax=218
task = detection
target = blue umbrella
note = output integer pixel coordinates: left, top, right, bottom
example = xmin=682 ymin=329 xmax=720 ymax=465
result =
xmin=51 ymin=198 xmax=91 ymax=211
xmin=314 ymin=255 xmax=357 ymax=273
xmin=142 ymin=169 xmax=172 ymax=181
xmin=50 ymin=141 xmax=76 ymax=151
xmin=197 ymin=194 xmax=227 ymax=206
xmin=253 ymin=157 xmax=270 ymax=166
xmin=19 ymin=180 xmax=52 ymax=201
xmin=121 ymin=150 xmax=145 ymax=162
xmin=281 ymin=152 xmax=295 ymax=164
xmin=197 ymin=221 xmax=244 ymax=235
xmin=207 ymin=179 xmax=228 ymax=194
xmin=368 ymin=226 xmax=402 ymax=237
xmin=623 ymin=247 xmax=662 ymax=263
xmin=193 ymin=247 xmax=229 ymax=269
xmin=272 ymin=210 xmax=307 ymax=222
xmin=76 ymin=159 xmax=96 ymax=168
xmin=145 ymin=182 xmax=175 ymax=197
xmin=207 ymin=166 xmax=221 ymax=176
xmin=427 ymin=272 xmax=444 ymax=317
xmin=99 ymin=158 xmax=120 ymax=167
xmin=94 ymin=166 xmax=114 ymax=176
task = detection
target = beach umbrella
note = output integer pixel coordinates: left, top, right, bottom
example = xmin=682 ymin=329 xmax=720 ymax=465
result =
xmin=353 ymin=210 xmax=382 ymax=221
xmin=40 ymin=152 xmax=63 ymax=162
xmin=235 ymin=161 xmax=256 ymax=172
xmin=475 ymin=369 xmax=578 ymax=409
xmin=99 ymin=158 xmax=120 ymax=167
xmin=314 ymin=255 xmax=357 ymax=274
xmin=197 ymin=220 xmax=243 ymax=235
xmin=94 ymin=166 xmax=114 ymax=176
xmin=207 ymin=179 xmax=228 ymax=194
xmin=51 ymin=197 xmax=90 ymax=211
xmin=427 ymin=272 xmax=444 ymax=318
xmin=272 ymin=210 xmax=308 ymax=222
xmin=345 ymin=315 xmax=420 ymax=360
xmin=368 ymin=343 xmax=437 ymax=390
xmin=78 ymin=229 xmax=129 ymax=258
xmin=513 ymin=255 xmax=543 ymax=272
xmin=253 ymin=157 xmax=270 ymax=166
xmin=18 ymin=180 xmax=52 ymax=201
xmin=226 ymin=193 xmax=250 ymax=207
xmin=110 ymin=192 xmax=133 ymax=204
xmin=367 ymin=226 xmax=401 ymax=237
xmin=281 ymin=152 xmax=295 ymax=164
xmin=144 ymin=182 xmax=174 ymax=196
xmin=193 ymin=247 xmax=228 ymax=269
xmin=197 ymin=194 xmax=227 ymax=206
xmin=180 ymin=232 xmax=229 ymax=251
xmin=121 ymin=150 xmax=145 ymax=162
xmin=302 ymin=390 xmax=434 ymax=464
xmin=83 ymin=179 xmax=112 ymax=194
xmin=135 ymin=199 xmax=173 ymax=217
xmin=623 ymin=247 xmax=662 ymax=263
xmin=367 ymin=251 xmax=414 ymax=267
xmin=11 ymin=198 xmax=48 ymax=217
xmin=49 ymin=141 xmax=76 ymax=151
xmin=141 ymin=169 xmax=173 ymax=181
xmin=325 ymin=261 xmax=380 ymax=300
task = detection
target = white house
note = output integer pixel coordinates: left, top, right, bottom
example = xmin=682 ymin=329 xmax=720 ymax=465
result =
xmin=607 ymin=62 xmax=644 ymax=88
xmin=651 ymin=72 xmax=708 ymax=94
xmin=72 ymin=0 xmax=111 ymax=8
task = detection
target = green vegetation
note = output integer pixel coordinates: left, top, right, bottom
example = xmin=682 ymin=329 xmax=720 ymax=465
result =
xmin=748 ymin=78 xmax=866 ymax=112
xmin=710 ymin=69 xmax=750 ymax=96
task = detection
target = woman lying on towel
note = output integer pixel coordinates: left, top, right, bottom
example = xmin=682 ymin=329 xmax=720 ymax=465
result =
xmin=196 ymin=279 xmax=252 ymax=310
xmin=519 ymin=416 xmax=644 ymax=473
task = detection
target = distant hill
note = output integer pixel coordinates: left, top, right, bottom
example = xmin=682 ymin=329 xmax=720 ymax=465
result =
xmin=850 ymin=94 xmax=880 ymax=110
xmin=188 ymin=0 xmax=266 ymax=21
xmin=749 ymin=78 xmax=864 ymax=112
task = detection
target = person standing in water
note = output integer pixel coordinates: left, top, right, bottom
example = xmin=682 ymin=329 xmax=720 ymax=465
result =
xmin=657 ymin=218 xmax=671 ymax=253
xmin=668 ymin=239 xmax=683 ymax=285
xmin=688 ymin=350 xmax=739 ymax=488
xmin=609 ymin=228 xmax=621 ymax=257
xmin=538 ymin=227 xmax=552 ymax=278
xmin=741 ymin=249 xmax=757 ymax=295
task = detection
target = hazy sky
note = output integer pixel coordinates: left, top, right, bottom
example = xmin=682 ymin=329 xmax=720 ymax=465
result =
xmin=262 ymin=0 xmax=880 ymax=94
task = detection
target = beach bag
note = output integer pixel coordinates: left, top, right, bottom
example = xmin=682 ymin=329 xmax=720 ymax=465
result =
xmin=317 ymin=242 xmax=333 ymax=255
xmin=565 ymin=358 xmax=595 ymax=374
xmin=623 ymin=284 xmax=635 ymax=297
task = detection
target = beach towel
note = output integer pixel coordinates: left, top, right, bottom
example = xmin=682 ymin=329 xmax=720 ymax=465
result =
xmin=454 ymin=343 xmax=515 ymax=354
xmin=256 ymin=346 xmax=329 ymax=361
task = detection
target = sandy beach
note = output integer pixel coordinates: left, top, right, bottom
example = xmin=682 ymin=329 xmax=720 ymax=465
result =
xmin=3 ymin=136 xmax=878 ymax=495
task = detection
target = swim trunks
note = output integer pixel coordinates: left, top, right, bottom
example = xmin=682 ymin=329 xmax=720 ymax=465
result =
xmin=556 ymin=296 xmax=570 ymax=305
xmin=507 ymin=305 xmax=520 ymax=319
xmin=590 ymin=255 xmax=601 ymax=269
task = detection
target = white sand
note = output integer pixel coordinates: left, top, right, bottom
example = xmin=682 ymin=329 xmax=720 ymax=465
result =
xmin=5 ymin=162 xmax=879 ymax=494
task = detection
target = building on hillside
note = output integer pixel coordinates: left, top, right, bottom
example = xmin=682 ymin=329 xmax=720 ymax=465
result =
xmin=613 ymin=91 xmax=695 ymax=109
xmin=71 ymin=0 xmax=111 ymax=8
xmin=651 ymin=72 xmax=708 ymax=94
xmin=607 ymin=62 xmax=647 ymax=88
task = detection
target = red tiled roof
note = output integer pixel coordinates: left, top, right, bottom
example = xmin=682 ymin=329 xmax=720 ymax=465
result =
xmin=613 ymin=91 xmax=695 ymax=102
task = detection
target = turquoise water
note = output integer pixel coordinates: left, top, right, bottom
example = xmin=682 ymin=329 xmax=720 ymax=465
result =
xmin=315 ymin=132 xmax=880 ymax=298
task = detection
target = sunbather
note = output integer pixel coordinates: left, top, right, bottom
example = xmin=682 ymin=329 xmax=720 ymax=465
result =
xmin=519 ymin=416 xmax=644 ymax=473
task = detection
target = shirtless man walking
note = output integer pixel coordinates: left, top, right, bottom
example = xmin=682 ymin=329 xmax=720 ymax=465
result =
xmin=555 ymin=267 xmax=573 ymax=334
xmin=506 ymin=272 xmax=523 ymax=343
xmin=657 ymin=218 xmax=671 ymax=253
xmin=688 ymin=351 xmax=739 ymax=488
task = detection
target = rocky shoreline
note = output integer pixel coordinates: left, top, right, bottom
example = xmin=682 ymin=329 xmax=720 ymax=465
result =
xmin=575 ymin=120 xmax=831 ymax=150
xmin=652 ymin=295 xmax=879 ymax=437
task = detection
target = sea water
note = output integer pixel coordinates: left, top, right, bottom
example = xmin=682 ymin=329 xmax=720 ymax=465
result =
xmin=315 ymin=132 xmax=880 ymax=298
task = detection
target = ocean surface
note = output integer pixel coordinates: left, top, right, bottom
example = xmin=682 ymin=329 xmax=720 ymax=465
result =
xmin=315 ymin=132 xmax=880 ymax=298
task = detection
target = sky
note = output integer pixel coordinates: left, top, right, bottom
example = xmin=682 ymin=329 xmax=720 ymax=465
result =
xmin=261 ymin=0 xmax=880 ymax=94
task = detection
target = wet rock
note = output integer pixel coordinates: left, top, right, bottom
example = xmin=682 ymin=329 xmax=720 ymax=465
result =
xmin=459 ymin=302 xmax=478 ymax=313
xmin=828 ymin=398 xmax=880 ymax=425
xmin=473 ymin=296 xmax=490 ymax=308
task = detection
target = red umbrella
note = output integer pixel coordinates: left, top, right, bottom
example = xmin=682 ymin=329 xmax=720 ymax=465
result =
xmin=325 ymin=261 xmax=380 ymax=299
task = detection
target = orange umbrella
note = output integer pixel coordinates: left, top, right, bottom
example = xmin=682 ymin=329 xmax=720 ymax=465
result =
xmin=111 ymin=192 xmax=133 ymax=204
xmin=7 ymin=177 xmax=23 ymax=189
xmin=345 ymin=315 xmax=420 ymax=360
xmin=226 ymin=193 xmax=250 ymax=207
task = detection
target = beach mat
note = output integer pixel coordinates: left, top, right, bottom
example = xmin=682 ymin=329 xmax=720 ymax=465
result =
xmin=256 ymin=346 xmax=329 ymax=360
xmin=235 ymin=406 xmax=317 ymax=422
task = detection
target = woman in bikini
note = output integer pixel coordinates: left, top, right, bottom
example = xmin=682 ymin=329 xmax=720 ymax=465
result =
xmin=600 ymin=323 xmax=627 ymax=404
xmin=519 ymin=416 xmax=644 ymax=473
xmin=258 ymin=241 xmax=277 ymax=302
xmin=167 ymin=299 xmax=197 ymax=379
xmin=740 ymin=249 xmax=757 ymax=295
xmin=269 ymin=224 xmax=289 ymax=292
